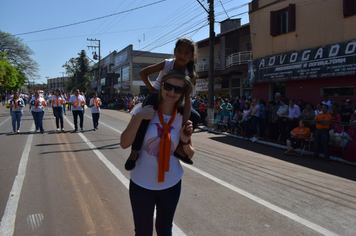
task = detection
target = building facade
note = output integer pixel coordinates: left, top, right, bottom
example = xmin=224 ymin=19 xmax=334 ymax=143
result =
xmin=248 ymin=0 xmax=356 ymax=105
xmin=47 ymin=77 xmax=68 ymax=93
xmin=196 ymin=19 xmax=252 ymax=98
xmin=112 ymin=45 xmax=171 ymax=95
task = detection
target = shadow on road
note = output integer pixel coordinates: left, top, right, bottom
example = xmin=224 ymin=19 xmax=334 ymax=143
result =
xmin=208 ymin=134 xmax=356 ymax=182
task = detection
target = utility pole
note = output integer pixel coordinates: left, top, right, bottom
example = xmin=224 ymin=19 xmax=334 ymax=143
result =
xmin=87 ymin=38 xmax=101 ymax=92
xmin=207 ymin=0 xmax=215 ymax=128
xmin=45 ymin=76 xmax=50 ymax=93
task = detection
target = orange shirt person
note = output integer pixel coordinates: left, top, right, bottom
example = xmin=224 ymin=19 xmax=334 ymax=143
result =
xmin=285 ymin=120 xmax=311 ymax=155
xmin=312 ymin=104 xmax=332 ymax=161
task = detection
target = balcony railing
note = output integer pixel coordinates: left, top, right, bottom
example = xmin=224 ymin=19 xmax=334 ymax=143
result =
xmin=197 ymin=58 xmax=220 ymax=72
xmin=225 ymin=51 xmax=252 ymax=68
xmin=197 ymin=51 xmax=252 ymax=72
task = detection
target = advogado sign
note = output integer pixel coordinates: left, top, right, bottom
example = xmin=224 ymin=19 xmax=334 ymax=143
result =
xmin=248 ymin=40 xmax=356 ymax=83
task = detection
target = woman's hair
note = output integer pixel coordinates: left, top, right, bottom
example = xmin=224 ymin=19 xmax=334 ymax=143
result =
xmin=244 ymin=102 xmax=250 ymax=110
xmin=175 ymin=37 xmax=198 ymax=85
xmin=159 ymin=70 xmax=192 ymax=107
xmin=13 ymin=92 xmax=19 ymax=99
xmin=55 ymin=89 xmax=61 ymax=94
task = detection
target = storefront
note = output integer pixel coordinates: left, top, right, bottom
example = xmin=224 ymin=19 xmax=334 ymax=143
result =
xmin=249 ymin=40 xmax=356 ymax=105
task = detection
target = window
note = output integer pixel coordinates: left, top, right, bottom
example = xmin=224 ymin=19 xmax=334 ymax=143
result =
xmin=323 ymin=86 xmax=354 ymax=97
xmin=343 ymin=0 xmax=356 ymax=17
xmin=270 ymin=4 xmax=296 ymax=36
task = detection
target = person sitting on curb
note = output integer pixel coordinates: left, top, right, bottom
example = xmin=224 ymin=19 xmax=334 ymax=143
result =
xmin=284 ymin=120 xmax=311 ymax=155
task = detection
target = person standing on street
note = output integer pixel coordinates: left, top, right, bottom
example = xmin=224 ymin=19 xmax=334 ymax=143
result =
xmin=312 ymin=104 xmax=332 ymax=161
xmin=9 ymin=92 xmax=24 ymax=133
xmin=69 ymin=89 xmax=86 ymax=132
xmin=30 ymin=91 xmax=46 ymax=133
xmin=52 ymin=89 xmax=65 ymax=131
xmin=89 ymin=92 xmax=101 ymax=130
xmin=120 ymin=71 xmax=195 ymax=236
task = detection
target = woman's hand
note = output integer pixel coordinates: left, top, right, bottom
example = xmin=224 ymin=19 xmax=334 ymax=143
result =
xmin=137 ymin=105 xmax=155 ymax=120
xmin=180 ymin=120 xmax=193 ymax=143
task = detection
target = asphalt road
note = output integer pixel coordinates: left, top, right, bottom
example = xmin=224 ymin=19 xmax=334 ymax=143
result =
xmin=0 ymin=105 xmax=355 ymax=236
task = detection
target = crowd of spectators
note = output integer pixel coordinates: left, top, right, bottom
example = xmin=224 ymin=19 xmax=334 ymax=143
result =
xmin=191 ymin=92 xmax=356 ymax=159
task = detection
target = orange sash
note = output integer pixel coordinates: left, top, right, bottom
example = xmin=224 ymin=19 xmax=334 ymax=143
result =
xmin=73 ymin=96 xmax=79 ymax=107
xmin=36 ymin=98 xmax=39 ymax=109
xmin=14 ymin=99 xmax=18 ymax=109
xmin=157 ymin=105 xmax=177 ymax=182
xmin=94 ymin=98 xmax=100 ymax=111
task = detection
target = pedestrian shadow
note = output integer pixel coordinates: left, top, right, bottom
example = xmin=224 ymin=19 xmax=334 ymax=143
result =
xmin=209 ymin=134 xmax=356 ymax=182
xmin=39 ymin=142 xmax=121 ymax=155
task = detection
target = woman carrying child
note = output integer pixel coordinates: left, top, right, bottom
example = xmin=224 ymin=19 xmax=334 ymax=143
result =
xmin=120 ymin=71 xmax=195 ymax=235
xmin=124 ymin=37 xmax=200 ymax=170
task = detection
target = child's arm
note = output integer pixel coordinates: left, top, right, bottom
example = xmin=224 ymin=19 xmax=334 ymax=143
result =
xmin=120 ymin=105 xmax=155 ymax=149
xmin=140 ymin=61 xmax=166 ymax=93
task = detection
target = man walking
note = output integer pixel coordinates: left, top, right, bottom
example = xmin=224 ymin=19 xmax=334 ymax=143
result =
xmin=69 ymin=89 xmax=86 ymax=132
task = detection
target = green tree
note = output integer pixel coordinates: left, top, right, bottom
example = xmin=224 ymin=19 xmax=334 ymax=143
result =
xmin=0 ymin=31 xmax=39 ymax=87
xmin=63 ymin=50 xmax=92 ymax=93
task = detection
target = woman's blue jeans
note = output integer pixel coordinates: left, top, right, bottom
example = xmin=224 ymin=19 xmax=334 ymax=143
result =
xmin=32 ymin=111 xmax=44 ymax=131
xmin=53 ymin=107 xmax=64 ymax=129
xmin=11 ymin=111 xmax=23 ymax=131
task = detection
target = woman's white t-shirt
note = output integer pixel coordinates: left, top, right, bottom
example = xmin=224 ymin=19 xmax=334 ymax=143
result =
xmin=30 ymin=97 xmax=46 ymax=112
xmin=51 ymin=95 xmax=65 ymax=107
xmin=90 ymin=98 xmax=101 ymax=113
xmin=130 ymin=106 xmax=184 ymax=190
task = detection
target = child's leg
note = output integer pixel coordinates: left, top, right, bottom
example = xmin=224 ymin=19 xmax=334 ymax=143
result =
xmin=174 ymin=106 xmax=200 ymax=165
xmin=125 ymin=93 xmax=158 ymax=171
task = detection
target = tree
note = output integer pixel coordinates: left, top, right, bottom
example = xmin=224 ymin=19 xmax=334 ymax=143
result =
xmin=0 ymin=31 xmax=39 ymax=85
xmin=63 ymin=50 xmax=92 ymax=93
xmin=0 ymin=55 xmax=19 ymax=88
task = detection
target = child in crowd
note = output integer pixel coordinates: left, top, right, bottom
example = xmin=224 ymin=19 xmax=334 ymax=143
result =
xmin=350 ymin=113 xmax=356 ymax=124
xmin=230 ymin=110 xmax=242 ymax=135
xmin=124 ymin=37 xmax=200 ymax=171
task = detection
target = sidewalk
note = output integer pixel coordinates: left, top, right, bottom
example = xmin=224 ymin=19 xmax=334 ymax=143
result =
xmin=199 ymin=125 xmax=356 ymax=167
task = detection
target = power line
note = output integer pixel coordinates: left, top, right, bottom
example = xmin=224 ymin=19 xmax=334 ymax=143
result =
xmin=13 ymin=0 xmax=166 ymax=36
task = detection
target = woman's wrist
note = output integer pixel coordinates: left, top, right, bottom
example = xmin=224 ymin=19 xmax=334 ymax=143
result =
xmin=180 ymin=139 xmax=190 ymax=145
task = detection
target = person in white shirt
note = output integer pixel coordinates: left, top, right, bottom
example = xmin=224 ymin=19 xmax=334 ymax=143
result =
xmin=68 ymin=89 xmax=86 ymax=132
xmin=52 ymin=89 xmax=65 ymax=131
xmin=120 ymin=71 xmax=194 ymax=235
xmin=287 ymin=99 xmax=301 ymax=138
xmin=89 ymin=92 xmax=101 ymax=130
xmin=9 ymin=92 xmax=24 ymax=133
xmin=30 ymin=91 xmax=46 ymax=133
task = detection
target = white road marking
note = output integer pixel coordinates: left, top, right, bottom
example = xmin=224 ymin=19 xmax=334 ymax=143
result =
xmin=0 ymin=116 xmax=11 ymax=127
xmin=0 ymin=123 xmax=35 ymax=236
xmin=85 ymin=114 xmax=339 ymax=236
xmin=64 ymin=116 xmax=186 ymax=236
xmin=27 ymin=213 xmax=44 ymax=231
xmin=84 ymin=113 xmax=122 ymax=134
xmin=181 ymin=163 xmax=339 ymax=236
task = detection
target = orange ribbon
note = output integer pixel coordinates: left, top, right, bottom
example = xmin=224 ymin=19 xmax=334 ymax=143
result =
xmin=94 ymin=98 xmax=100 ymax=111
xmin=157 ymin=105 xmax=177 ymax=182
xmin=14 ymin=99 xmax=18 ymax=109
xmin=36 ymin=98 xmax=39 ymax=109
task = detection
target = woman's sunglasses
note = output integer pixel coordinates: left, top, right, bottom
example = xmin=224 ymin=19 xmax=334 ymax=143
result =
xmin=162 ymin=82 xmax=184 ymax=94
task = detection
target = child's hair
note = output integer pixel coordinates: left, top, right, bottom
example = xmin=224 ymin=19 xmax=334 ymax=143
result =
xmin=175 ymin=37 xmax=198 ymax=85
xmin=159 ymin=70 xmax=192 ymax=107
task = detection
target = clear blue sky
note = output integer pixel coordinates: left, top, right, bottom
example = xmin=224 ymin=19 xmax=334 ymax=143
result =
xmin=1 ymin=0 xmax=250 ymax=84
